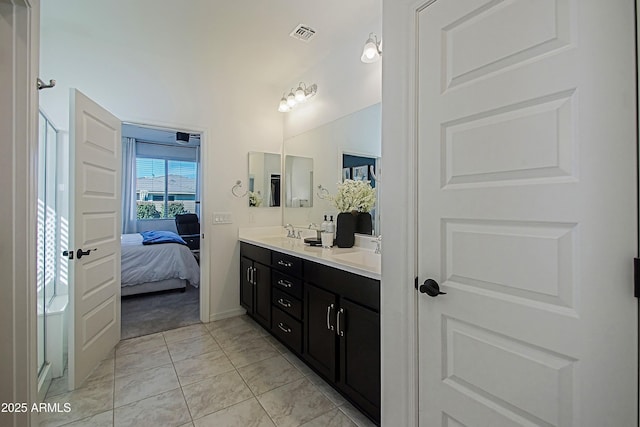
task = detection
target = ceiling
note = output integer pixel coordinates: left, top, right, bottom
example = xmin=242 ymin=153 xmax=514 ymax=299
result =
xmin=41 ymin=0 xmax=382 ymax=88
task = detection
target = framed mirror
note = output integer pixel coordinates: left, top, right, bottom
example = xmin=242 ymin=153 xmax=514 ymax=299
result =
xmin=248 ymin=151 xmax=281 ymax=208
xmin=284 ymin=155 xmax=313 ymax=208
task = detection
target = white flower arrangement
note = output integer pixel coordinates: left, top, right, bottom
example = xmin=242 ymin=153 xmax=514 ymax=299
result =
xmin=248 ymin=191 xmax=262 ymax=207
xmin=331 ymin=179 xmax=376 ymax=213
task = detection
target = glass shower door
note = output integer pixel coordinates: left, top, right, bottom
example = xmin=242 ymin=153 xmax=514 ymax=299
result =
xmin=37 ymin=111 xmax=58 ymax=376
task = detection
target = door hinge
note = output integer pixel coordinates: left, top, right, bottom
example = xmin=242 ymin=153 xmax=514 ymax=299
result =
xmin=414 ymin=276 xmax=418 ymax=290
xmin=635 ymin=258 xmax=640 ymax=298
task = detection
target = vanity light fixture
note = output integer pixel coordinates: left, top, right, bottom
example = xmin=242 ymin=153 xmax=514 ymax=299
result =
xmin=277 ymin=82 xmax=317 ymax=112
xmin=361 ymin=33 xmax=382 ymax=63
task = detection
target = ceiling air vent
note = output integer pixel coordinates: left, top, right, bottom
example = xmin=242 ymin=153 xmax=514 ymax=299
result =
xmin=289 ymin=24 xmax=316 ymax=42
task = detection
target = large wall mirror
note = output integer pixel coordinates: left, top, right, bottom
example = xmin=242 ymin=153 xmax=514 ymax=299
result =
xmin=248 ymin=151 xmax=281 ymax=208
xmin=283 ymin=103 xmax=381 ymax=233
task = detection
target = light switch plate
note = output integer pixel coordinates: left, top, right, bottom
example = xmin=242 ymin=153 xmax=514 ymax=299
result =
xmin=212 ymin=212 xmax=233 ymax=224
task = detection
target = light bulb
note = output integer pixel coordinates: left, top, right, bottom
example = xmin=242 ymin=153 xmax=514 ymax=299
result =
xmin=364 ymin=44 xmax=377 ymax=59
xmin=278 ymin=98 xmax=290 ymax=112
xmin=286 ymin=91 xmax=296 ymax=107
xmin=295 ymin=86 xmax=306 ymax=102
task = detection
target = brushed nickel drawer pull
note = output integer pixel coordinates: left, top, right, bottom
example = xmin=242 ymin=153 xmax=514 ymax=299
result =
xmin=278 ymin=298 xmax=292 ymax=308
xmin=277 ymin=260 xmax=293 ymax=268
xmin=326 ymin=304 xmax=335 ymax=331
xmin=278 ymin=322 xmax=292 ymax=333
xmin=337 ymin=308 xmax=345 ymax=337
xmin=277 ymin=279 xmax=292 ymax=288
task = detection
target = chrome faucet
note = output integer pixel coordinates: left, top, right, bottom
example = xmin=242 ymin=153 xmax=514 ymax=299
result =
xmin=308 ymin=223 xmax=321 ymax=239
xmin=371 ymin=235 xmax=382 ymax=254
xmin=285 ymin=224 xmax=296 ymax=238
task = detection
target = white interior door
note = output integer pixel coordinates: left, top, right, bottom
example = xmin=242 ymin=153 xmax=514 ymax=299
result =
xmin=417 ymin=1 xmax=637 ymax=426
xmin=68 ymin=89 xmax=121 ymax=389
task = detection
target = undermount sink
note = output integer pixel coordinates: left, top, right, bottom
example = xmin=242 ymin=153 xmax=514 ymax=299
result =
xmin=330 ymin=250 xmax=381 ymax=268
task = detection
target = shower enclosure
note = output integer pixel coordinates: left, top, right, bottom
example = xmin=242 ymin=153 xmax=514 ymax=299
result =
xmin=37 ymin=110 xmax=64 ymax=396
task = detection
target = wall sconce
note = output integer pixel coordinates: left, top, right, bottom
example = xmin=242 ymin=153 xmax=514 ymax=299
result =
xmin=278 ymin=82 xmax=317 ymax=112
xmin=361 ymin=33 xmax=382 ymax=63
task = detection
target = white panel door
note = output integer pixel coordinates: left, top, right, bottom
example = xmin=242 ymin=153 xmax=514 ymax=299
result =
xmin=68 ymin=89 xmax=121 ymax=389
xmin=417 ymin=1 xmax=637 ymax=426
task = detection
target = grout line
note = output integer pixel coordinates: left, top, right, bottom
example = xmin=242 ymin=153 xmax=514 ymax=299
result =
xmin=174 ymin=355 xmax=196 ymax=426
xmin=234 ymin=359 xmax=276 ymax=425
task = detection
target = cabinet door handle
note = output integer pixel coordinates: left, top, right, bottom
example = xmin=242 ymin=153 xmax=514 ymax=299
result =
xmin=277 ymin=298 xmax=292 ymax=308
xmin=277 ymin=260 xmax=293 ymax=268
xmin=277 ymin=322 xmax=292 ymax=333
xmin=277 ymin=279 xmax=292 ymax=288
xmin=336 ymin=308 xmax=345 ymax=337
xmin=326 ymin=304 xmax=334 ymax=331
xmin=252 ymin=267 xmax=257 ymax=284
xmin=246 ymin=266 xmax=251 ymax=284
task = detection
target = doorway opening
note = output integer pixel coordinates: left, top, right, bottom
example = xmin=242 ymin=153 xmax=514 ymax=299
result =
xmin=120 ymin=123 xmax=203 ymax=339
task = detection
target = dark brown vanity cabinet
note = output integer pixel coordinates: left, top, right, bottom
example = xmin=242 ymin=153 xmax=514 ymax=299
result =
xmin=303 ymin=261 xmax=381 ymax=422
xmin=337 ymin=298 xmax=380 ymax=420
xmin=304 ymin=283 xmax=338 ymax=380
xmin=240 ymin=243 xmax=271 ymax=329
xmin=239 ymin=241 xmax=380 ymax=424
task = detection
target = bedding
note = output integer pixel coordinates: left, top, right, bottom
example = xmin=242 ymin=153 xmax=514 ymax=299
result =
xmin=140 ymin=230 xmax=187 ymax=246
xmin=121 ymin=233 xmax=200 ymax=288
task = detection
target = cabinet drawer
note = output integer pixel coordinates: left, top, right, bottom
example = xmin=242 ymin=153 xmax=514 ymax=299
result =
xmin=272 ymin=251 xmax=303 ymax=277
xmin=272 ymin=270 xmax=303 ymax=300
xmin=272 ymin=288 xmax=302 ymax=320
xmin=271 ymin=308 xmax=302 ymax=354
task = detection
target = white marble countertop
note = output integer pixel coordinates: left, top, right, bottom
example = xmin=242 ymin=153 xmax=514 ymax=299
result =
xmin=239 ymin=226 xmax=381 ymax=280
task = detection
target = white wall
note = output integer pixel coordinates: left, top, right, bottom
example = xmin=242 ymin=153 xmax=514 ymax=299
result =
xmin=282 ymin=18 xmax=382 ymax=139
xmin=39 ymin=0 xmax=284 ymax=321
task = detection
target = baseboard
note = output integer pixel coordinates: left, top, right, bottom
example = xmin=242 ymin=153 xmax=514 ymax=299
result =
xmin=208 ymin=307 xmax=246 ymax=323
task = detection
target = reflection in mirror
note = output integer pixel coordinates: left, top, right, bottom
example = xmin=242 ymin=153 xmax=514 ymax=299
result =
xmin=248 ymin=152 xmax=281 ymax=208
xmin=342 ymin=153 xmax=378 ymax=234
xmin=283 ymin=103 xmax=381 ymax=233
xmin=285 ymin=155 xmax=313 ymax=208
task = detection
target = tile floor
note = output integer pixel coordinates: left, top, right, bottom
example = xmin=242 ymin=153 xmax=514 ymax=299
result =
xmin=40 ymin=315 xmax=376 ymax=427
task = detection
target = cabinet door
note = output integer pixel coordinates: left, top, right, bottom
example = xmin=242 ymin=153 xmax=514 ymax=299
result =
xmin=304 ymin=283 xmax=337 ymax=380
xmin=240 ymin=257 xmax=254 ymax=313
xmin=253 ymin=262 xmax=271 ymax=328
xmin=338 ymin=299 xmax=380 ymax=422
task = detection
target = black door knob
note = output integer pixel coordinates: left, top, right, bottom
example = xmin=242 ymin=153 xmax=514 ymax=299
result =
xmin=76 ymin=248 xmax=97 ymax=259
xmin=419 ymin=279 xmax=446 ymax=297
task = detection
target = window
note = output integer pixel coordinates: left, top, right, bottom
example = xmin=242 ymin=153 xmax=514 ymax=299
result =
xmin=136 ymin=147 xmax=199 ymax=219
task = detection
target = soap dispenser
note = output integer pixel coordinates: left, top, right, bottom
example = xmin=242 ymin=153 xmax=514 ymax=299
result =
xmin=327 ymin=215 xmax=335 ymax=239
xmin=321 ymin=215 xmax=329 ymax=232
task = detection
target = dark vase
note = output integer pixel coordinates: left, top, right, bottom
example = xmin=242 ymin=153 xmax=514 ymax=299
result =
xmin=336 ymin=212 xmax=357 ymax=248
xmin=356 ymin=212 xmax=373 ymax=235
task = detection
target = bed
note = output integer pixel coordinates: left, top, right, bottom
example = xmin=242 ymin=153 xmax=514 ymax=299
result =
xmin=121 ymin=232 xmax=200 ymax=296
